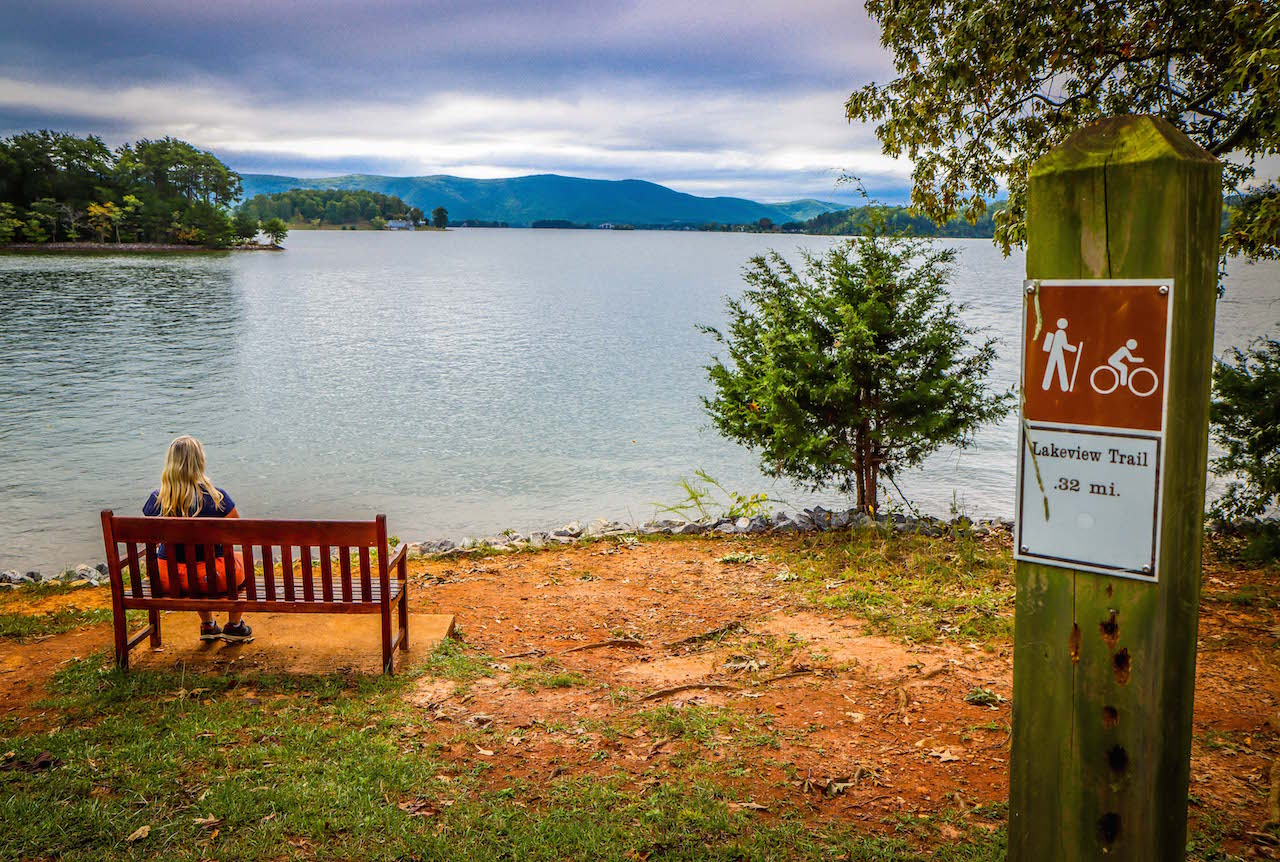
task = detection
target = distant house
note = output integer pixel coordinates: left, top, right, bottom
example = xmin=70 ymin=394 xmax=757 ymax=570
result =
xmin=386 ymin=219 xmax=415 ymax=231
xmin=598 ymin=222 xmax=614 ymax=230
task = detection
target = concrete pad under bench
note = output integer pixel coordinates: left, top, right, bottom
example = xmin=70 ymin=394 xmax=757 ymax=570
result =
xmin=131 ymin=612 xmax=455 ymax=675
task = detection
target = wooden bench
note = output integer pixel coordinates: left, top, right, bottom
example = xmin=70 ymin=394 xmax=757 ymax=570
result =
xmin=100 ymin=511 xmax=410 ymax=673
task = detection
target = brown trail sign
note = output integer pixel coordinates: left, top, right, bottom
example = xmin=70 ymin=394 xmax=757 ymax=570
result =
xmin=1009 ymin=116 xmax=1221 ymax=861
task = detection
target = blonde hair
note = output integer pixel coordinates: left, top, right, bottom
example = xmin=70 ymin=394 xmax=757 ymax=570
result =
xmin=158 ymin=436 xmax=225 ymax=517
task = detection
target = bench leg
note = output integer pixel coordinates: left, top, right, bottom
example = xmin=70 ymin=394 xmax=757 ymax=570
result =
xmin=397 ymin=586 xmax=409 ymax=652
xmin=148 ymin=609 xmax=162 ymax=648
xmin=113 ymin=603 xmax=128 ymax=671
xmin=381 ymin=603 xmax=394 ymax=675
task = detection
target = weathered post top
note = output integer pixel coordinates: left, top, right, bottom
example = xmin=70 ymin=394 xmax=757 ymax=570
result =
xmin=1010 ymin=115 xmax=1220 ymax=861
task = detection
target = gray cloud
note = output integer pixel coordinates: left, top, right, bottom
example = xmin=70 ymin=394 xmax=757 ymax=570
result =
xmin=0 ymin=2 xmax=902 ymax=201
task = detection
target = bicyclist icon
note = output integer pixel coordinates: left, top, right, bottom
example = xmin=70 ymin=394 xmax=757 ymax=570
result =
xmin=1091 ymin=339 xmax=1159 ymax=397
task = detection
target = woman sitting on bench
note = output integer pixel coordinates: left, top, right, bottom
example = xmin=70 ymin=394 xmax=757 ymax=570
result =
xmin=143 ymin=435 xmax=252 ymax=644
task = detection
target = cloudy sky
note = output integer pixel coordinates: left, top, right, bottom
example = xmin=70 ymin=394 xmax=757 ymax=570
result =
xmin=0 ymin=1 xmax=905 ymax=204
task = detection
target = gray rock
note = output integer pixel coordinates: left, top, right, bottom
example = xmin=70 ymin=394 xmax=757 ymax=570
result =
xmin=96 ymin=563 xmax=108 ymax=576
xmin=746 ymin=515 xmax=769 ymax=534
xmin=673 ymin=522 xmax=706 ymax=535
xmin=527 ymin=532 xmax=548 ymax=548
xmin=0 ymin=570 xmax=31 ymax=585
xmin=552 ymin=520 xmax=583 ymax=539
xmin=773 ymin=520 xmax=799 ymax=534
xmin=714 ymin=522 xmax=738 ymax=534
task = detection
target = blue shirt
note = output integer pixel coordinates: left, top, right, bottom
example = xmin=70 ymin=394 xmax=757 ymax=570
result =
xmin=143 ymin=488 xmax=235 ymax=561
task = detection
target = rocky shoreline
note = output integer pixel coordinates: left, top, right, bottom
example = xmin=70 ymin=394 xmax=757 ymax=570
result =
xmin=0 ymin=507 xmax=1012 ymax=589
xmin=4 ymin=506 xmax=1266 ymax=590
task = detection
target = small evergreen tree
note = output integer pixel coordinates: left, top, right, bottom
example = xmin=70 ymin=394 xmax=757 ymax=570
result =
xmin=1210 ymin=338 xmax=1280 ymax=538
xmin=261 ymin=217 xmax=289 ymax=246
xmin=702 ymin=217 xmax=1012 ymax=512
xmin=431 ymin=206 xmax=448 ymax=229
xmin=232 ymin=211 xmax=260 ymax=243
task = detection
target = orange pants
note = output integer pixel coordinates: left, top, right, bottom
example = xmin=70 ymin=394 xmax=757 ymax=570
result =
xmin=156 ymin=553 xmax=246 ymax=597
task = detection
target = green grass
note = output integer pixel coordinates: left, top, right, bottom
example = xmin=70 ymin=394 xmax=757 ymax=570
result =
xmin=510 ymin=658 xmax=591 ymax=692
xmin=0 ymin=650 xmax=1011 ymax=861
xmin=776 ymin=529 xmax=1014 ymax=644
xmin=0 ymin=584 xmax=139 ymax=641
xmin=0 ymin=606 xmax=117 ymax=641
xmin=417 ymin=637 xmax=494 ymax=684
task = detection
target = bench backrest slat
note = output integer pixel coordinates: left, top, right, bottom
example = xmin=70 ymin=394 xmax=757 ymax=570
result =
xmin=261 ymin=545 xmax=276 ymax=601
xmin=145 ymin=543 xmax=161 ymax=597
xmin=300 ymin=545 xmax=314 ymax=602
xmin=340 ymin=549 xmax=353 ymax=603
xmin=126 ymin=543 xmax=143 ymax=596
xmin=241 ymin=543 xmax=257 ymax=601
xmin=185 ymin=543 xmax=200 ymax=595
xmin=281 ymin=544 xmax=296 ymax=601
xmin=359 ymin=546 xmax=372 ymax=599
xmin=320 ymin=548 xmax=334 ymax=602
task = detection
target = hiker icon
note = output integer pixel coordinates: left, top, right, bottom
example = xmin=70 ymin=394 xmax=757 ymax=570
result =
xmin=1090 ymin=339 xmax=1158 ymax=396
xmin=1040 ymin=318 xmax=1083 ymax=392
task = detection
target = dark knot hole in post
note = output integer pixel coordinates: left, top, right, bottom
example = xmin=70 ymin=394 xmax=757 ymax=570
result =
xmin=1069 ymin=623 xmax=1082 ymax=664
xmin=1113 ymin=648 xmax=1131 ymax=685
xmin=1103 ymin=705 xmax=1119 ymax=729
xmin=1107 ymin=744 xmax=1128 ymax=775
xmin=1100 ymin=611 xmax=1119 ymax=649
xmin=1098 ymin=812 xmax=1122 ymax=845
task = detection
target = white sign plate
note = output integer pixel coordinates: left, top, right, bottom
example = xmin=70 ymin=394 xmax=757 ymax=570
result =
xmin=1014 ymin=279 xmax=1173 ymax=581
xmin=1016 ymin=426 xmax=1161 ymax=579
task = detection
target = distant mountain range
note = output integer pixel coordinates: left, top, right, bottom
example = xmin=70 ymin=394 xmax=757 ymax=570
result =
xmin=237 ymin=173 xmax=842 ymax=227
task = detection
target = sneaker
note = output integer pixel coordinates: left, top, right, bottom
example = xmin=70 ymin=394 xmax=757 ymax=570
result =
xmin=199 ymin=621 xmax=222 ymax=642
xmin=221 ymin=621 xmax=254 ymax=643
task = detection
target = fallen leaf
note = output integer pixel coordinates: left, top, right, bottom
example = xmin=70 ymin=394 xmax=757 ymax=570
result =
xmin=728 ymin=801 xmax=769 ymax=812
xmin=193 ymin=815 xmax=223 ymax=829
xmin=397 ymin=800 xmax=439 ymax=818
xmin=476 ymin=746 xmax=494 ymax=757
xmin=929 ymin=748 xmax=961 ymax=763
xmin=125 ymin=825 xmax=151 ymax=843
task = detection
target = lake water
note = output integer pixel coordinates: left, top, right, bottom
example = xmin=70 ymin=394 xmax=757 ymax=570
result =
xmin=1 ymin=231 xmax=1276 ymax=572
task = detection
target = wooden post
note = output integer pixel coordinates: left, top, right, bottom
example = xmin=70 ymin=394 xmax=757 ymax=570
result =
xmin=1010 ymin=116 xmax=1221 ymax=859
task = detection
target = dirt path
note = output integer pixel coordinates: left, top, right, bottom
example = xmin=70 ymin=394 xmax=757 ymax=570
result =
xmin=3 ymin=533 xmax=1276 ymax=853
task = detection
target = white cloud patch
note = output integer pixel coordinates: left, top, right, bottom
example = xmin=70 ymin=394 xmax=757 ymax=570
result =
xmin=0 ymin=75 xmax=910 ymax=201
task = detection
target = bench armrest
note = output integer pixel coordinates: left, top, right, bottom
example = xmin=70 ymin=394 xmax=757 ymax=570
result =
xmin=387 ymin=543 xmax=407 ymax=580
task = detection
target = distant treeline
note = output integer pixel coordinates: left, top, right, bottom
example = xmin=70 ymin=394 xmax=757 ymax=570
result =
xmin=236 ymin=189 xmax=420 ymax=227
xmin=455 ymin=219 xmax=510 ymax=228
xmin=679 ymin=203 xmax=1005 ymax=237
xmin=0 ymin=130 xmax=259 ymax=247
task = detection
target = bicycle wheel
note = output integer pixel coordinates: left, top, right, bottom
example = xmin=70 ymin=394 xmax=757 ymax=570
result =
xmin=1128 ymin=367 xmax=1158 ymax=397
xmin=1090 ymin=365 xmax=1120 ymax=395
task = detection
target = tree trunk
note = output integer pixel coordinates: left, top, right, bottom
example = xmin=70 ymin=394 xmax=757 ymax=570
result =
xmin=853 ymin=430 xmax=866 ymax=510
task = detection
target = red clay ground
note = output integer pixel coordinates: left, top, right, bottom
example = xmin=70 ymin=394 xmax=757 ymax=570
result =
xmin=2 ymin=530 xmax=1277 ymax=856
